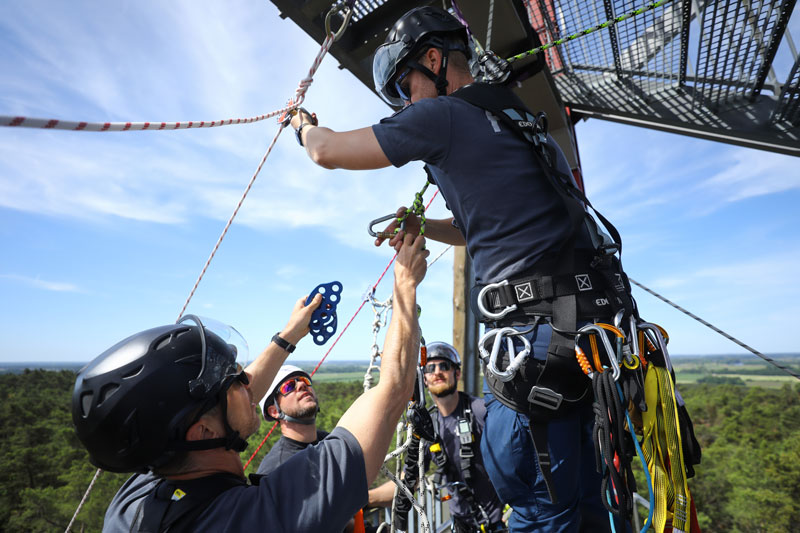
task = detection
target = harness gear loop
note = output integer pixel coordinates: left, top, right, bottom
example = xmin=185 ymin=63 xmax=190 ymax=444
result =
xmin=479 ymin=325 xmax=535 ymax=382
xmin=324 ymin=2 xmax=354 ymax=42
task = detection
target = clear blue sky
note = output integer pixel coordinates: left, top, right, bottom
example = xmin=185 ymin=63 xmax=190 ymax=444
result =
xmin=1 ymin=0 xmax=798 ymax=365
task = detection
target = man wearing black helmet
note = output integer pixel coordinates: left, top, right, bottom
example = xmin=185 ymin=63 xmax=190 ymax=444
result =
xmin=288 ymin=5 xmax=635 ymax=532
xmin=422 ymin=342 xmax=505 ymax=533
xmin=72 ymin=233 xmax=429 ymax=532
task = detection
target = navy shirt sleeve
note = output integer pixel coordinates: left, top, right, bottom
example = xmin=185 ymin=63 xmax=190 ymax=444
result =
xmin=372 ymin=98 xmax=452 ymax=168
xmin=194 ymin=427 xmax=368 ymax=532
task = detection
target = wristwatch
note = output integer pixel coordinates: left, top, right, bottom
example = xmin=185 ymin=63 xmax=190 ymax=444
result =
xmin=271 ymin=333 xmax=296 ymax=353
xmin=294 ymin=108 xmax=318 ymax=146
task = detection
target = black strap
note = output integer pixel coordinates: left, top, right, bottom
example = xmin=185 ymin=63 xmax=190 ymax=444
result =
xmin=137 ymin=473 xmax=246 ymax=533
xmin=527 ymin=423 xmax=558 ymax=505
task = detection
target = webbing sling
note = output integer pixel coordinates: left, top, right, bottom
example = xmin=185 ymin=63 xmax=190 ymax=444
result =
xmin=641 ymin=366 xmax=693 ymax=533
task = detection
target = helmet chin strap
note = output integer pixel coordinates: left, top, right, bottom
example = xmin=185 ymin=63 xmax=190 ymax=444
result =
xmin=406 ymin=45 xmax=451 ymax=97
xmin=172 ymin=388 xmax=248 ymax=454
xmin=274 ymin=398 xmax=318 ymax=425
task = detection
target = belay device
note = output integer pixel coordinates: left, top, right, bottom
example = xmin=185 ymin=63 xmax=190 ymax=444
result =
xmin=305 ymin=281 xmax=342 ymax=345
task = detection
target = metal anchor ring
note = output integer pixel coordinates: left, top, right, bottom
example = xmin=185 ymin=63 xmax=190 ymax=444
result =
xmin=476 ymin=280 xmax=517 ymax=320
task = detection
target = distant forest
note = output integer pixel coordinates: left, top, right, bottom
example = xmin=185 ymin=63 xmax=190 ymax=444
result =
xmin=1 ymin=369 xmax=798 ymax=532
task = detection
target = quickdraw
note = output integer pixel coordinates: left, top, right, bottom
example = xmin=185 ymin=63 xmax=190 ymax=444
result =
xmin=305 ymin=281 xmax=342 ymax=345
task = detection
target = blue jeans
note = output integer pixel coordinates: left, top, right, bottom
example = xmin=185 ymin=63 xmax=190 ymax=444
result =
xmin=480 ymin=323 xmax=613 ymax=533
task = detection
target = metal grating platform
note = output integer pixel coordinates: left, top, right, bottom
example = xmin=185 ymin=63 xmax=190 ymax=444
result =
xmin=272 ymin=0 xmax=800 ymax=156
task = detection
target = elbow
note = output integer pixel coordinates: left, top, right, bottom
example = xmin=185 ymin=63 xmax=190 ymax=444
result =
xmin=308 ymin=141 xmax=337 ymax=169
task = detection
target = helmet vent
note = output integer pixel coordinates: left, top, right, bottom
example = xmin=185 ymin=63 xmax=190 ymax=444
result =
xmin=80 ymin=391 xmax=93 ymax=418
xmin=98 ymin=383 xmax=120 ymax=407
xmin=121 ymin=364 xmax=144 ymax=380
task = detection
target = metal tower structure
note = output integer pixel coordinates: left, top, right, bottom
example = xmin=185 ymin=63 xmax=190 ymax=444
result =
xmin=271 ymin=0 xmax=799 ymax=156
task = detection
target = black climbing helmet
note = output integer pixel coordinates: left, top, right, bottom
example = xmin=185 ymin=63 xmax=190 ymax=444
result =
xmin=373 ymin=5 xmax=470 ymax=106
xmin=72 ymin=316 xmax=249 ymax=473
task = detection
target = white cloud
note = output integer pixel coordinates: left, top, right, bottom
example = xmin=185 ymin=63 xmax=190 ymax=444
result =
xmin=0 ymin=274 xmax=81 ymax=293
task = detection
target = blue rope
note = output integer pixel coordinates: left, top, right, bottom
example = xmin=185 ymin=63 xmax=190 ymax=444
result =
xmin=616 ymin=382 xmax=654 ymax=533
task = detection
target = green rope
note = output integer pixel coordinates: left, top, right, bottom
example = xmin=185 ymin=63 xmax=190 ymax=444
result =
xmin=396 ymin=182 xmax=430 ymax=236
xmin=507 ymin=0 xmax=675 ymax=63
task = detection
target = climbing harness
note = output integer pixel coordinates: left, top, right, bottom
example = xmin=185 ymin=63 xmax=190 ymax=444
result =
xmin=428 ymin=392 xmax=494 ymax=532
xmin=305 ymin=281 xmax=342 ymax=345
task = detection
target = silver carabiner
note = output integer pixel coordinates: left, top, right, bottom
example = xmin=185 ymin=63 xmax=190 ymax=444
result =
xmin=367 ymin=213 xmax=404 ymax=238
xmin=575 ymin=324 xmax=621 ymax=381
xmin=638 ymin=322 xmax=672 ymax=372
xmin=479 ymin=327 xmax=531 ymax=382
xmin=324 ymin=3 xmax=353 ymax=42
xmin=476 ymin=280 xmax=517 ymax=320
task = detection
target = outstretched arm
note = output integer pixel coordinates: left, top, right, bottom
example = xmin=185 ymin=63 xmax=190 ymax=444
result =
xmin=245 ymin=294 xmax=321 ymax=402
xmin=336 ymin=233 xmax=429 ymax=483
xmin=291 ymin=110 xmax=391 ymax=170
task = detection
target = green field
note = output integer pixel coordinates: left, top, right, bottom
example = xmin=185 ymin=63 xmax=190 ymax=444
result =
xmin=672 ymin=354 xmax=800 ymax=388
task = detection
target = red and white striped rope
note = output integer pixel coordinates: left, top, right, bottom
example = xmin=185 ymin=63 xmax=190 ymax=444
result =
xmin=64 ymin=23 xmax=340 ymax=533
xmin=176 ymin=32 xmax=336 ymax=319
xmin=1 ymin=34 xmax=334 ymax=134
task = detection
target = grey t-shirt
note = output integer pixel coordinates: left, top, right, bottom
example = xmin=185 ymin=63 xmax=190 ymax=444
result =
xmin=102 ymin=427 xmax=367 ymax=533
xmin=372 ymin=95 xmax=575 ymax=284
xmin=426 ymin=393 xmax=503 ymax=523
xmin=256 ymin=429 xmax=330 ymax=476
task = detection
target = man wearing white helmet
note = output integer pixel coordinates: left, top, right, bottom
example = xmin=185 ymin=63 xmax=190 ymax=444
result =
xmin=422 ymin=342 xmax=505 ymax=533
xmin=255 ymin=365 xmax=324 ymax=476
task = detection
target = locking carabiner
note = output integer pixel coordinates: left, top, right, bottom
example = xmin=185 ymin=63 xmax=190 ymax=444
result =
xmin=324 ymin=3 xmax=353 ymax=42
xmin=479 ymin=327 xmax=532 ymax=382
xmin=575 ymin=324 xmax=621 ymax=381
xmin=368 ymin=213 xmax=405 ymax=239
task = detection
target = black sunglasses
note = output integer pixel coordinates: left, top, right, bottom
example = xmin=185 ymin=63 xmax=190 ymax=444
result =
xmin=424 ymin=360 xmax=454 ymax=374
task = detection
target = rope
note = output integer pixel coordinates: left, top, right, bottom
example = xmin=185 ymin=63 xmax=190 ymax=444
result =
xmin=629 ymin=277 xmax=800 ymax=381
xmin=507 ymin=0 xmax=675 ymax=63
xmin=1 ymin=113 xmax=285 ymax=132
xmin=486 ymin=0 xmax=496 ymax=51
xmin=64 ymin=468 xmax=102 ymax=533
xmin=65 ymin=4 xmax=354 ymax=525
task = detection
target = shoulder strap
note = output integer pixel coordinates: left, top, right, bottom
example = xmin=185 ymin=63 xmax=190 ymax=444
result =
xmin=138 ymin=473 xmax=246 ymax=533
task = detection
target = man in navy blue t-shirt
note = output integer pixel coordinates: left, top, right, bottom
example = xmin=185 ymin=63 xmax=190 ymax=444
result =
xmin=74 ymin=235 xmax=429 ymax=533
xmin=288 ymin=6 xmax=624 ymax=532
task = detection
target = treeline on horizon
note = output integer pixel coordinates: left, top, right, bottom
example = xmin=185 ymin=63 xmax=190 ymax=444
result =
xmin=1 ymin=369 xmax=798 ymax=532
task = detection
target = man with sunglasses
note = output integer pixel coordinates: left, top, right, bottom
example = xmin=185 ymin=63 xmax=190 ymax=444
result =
xmin=255 ymin=366 xmax=324 ymax=476
xmin=422 ymin=342 xmax=505 ymax=533
xmin=72 ymin=233 xmax=429 ymax=532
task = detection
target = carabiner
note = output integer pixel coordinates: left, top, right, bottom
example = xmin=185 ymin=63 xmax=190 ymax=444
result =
xmin=638 ymin=322 xmax=672 ymax=372
xmin=575 ymin=324 xmax=621 ymax=381
xmin=324 ymin=3 xmax=353 ymax=42
xmin=479 ymin=327 xmax=531 ymax=382
xmin=476 ymin=280 xmax=517 ymax=320
xmin=367 ymin=213 xmax=404 ymax=239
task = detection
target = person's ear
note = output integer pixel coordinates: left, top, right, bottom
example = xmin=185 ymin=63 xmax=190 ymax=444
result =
xmin=267 ymin=403 xmax=281 ymax=419
xmin=455 ymin=368 xmax=461 ymax=381
xmin=186 ymin=414 xmax=221 ymax=441
xmin=426 ymin=47 xmax=442 ymax=74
